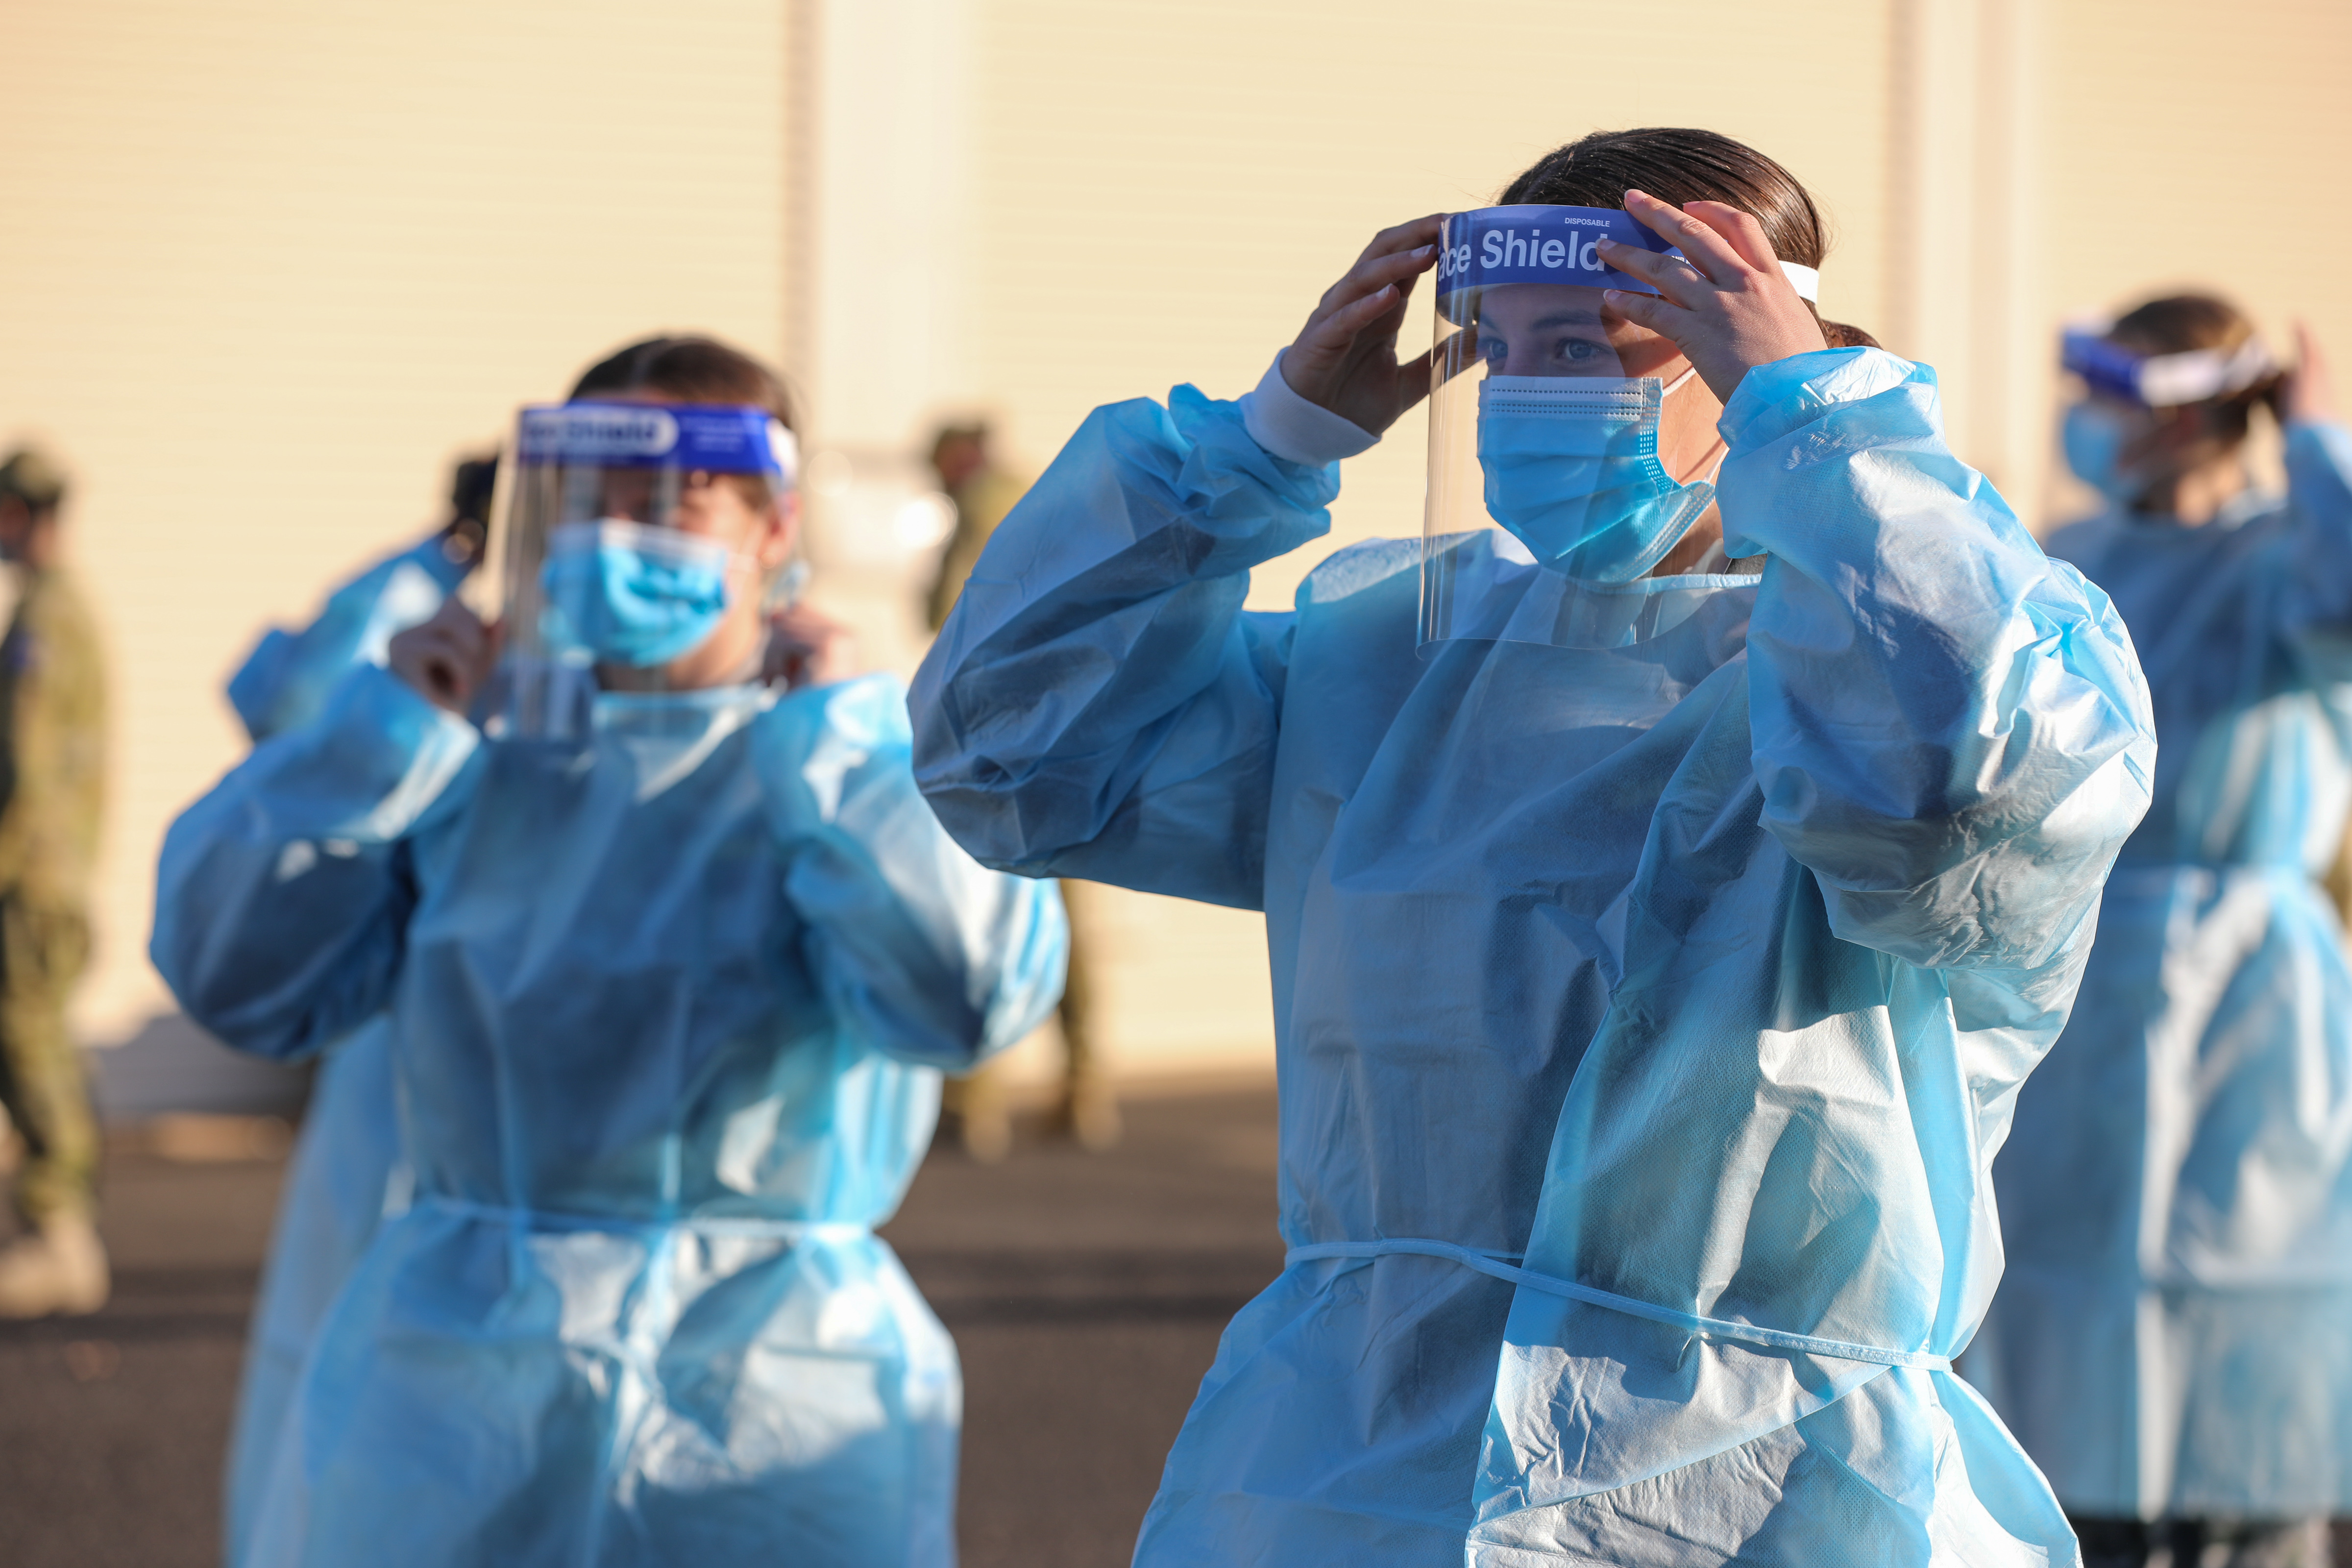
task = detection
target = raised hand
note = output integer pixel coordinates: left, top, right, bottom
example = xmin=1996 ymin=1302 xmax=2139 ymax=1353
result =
xmin=1279 ymin=216 xmax=1445 ymax=436
xmin=762 ymin=601 xmax=858 ymax=691
xmin=1595 ymin=190 xmax=1828 ymax=403
xmin=2279 ymin=322 xmax=2338 ymax=428
xmin=389 ymin=598 xmax=501 ymax=715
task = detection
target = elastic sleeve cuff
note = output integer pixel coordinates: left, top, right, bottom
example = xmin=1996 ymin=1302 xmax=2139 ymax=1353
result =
xmin=1717 ymin=347 xmax=1919 ymax=456
xmin=1239 ymin=349 xmax=1381 ymax=467
xmin=307 ymin=664 xmax=483 ymax=841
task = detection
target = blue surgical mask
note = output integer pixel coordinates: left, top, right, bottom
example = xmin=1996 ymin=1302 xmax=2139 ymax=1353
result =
xmin=1476 ymin=367 xmax=1716 ymax=582
xmin=540 ymin=520 xmax=736 ymax=667
xmin=2061 ymin=400 xmax=2143 ymax=508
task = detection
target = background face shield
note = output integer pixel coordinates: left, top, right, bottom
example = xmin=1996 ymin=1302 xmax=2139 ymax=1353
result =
xmin=1420 ymin=206 xmax=1738 ymax=651
xmin=489 ymin=401 xmax=797 ymax=739
xmin=2061 ymin=325 xmax=2277 ymax=410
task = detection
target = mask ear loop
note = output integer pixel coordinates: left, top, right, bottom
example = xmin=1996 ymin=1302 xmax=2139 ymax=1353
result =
xmin=762 ymin=560 xmax=811 ymax=611
xmin=1659 ymin=361 xmax=1728 ymax=487
xmin=1655 ymin=359 xmax=1735 ymax=574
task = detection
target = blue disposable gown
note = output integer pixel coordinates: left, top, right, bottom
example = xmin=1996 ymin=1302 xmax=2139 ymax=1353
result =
xmin=910 ymin=348 xmax=2156 ymax=1567
xmin=153 ymin=664 xmax=1067 ymax=1567
xmin=1968 ymin=421 xmax=2352 ymax=1519
xmin=220 ymin=535 xmax=467 ymax=1566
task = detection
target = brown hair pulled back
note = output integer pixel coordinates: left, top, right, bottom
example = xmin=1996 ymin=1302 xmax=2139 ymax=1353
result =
xmin=569 ymin=336 xmax=797 ymax=430
xmin=2106 ymin=294 xmax=2276 ymax=446
xmin=569 ymin=336 xmax=798 ymax=509
xmin=1500 ymin=127 xmax=1877 ymax=350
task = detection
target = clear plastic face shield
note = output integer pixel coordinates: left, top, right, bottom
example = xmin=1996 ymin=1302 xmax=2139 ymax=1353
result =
xmin=491 ymin=401 xmax=799 ymax=739
xmin=2058 ymin=325 xmax=2276 ymax=505
xmin=1420 ymin=205 xmax=1817 ymax=650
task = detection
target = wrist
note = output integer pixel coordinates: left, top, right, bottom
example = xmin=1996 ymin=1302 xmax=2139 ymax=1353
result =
xmin=1240 ymin=349 xmax=1380 ymax=467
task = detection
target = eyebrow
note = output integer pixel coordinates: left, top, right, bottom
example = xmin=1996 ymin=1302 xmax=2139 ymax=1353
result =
xmin=1481 ymin=309 xmax=1606 ymax=331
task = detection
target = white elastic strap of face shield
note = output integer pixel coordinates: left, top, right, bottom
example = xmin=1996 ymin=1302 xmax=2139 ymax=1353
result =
xmin=767 ymin=422 xmax=802 ymax=490
xmin=1662 ymin=243 xmax=1818 ymax=301
xmin=2138 ymin=336 xmax=2276 ymax=407
xmin=1679 ymin=255 xmax=1816 ymax=301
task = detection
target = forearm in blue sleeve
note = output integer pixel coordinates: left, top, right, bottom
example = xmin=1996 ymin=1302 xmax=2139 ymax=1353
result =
xmin=1721 ymin=348 xmax=2156 ymax=972
xmin=2282 ymin=420 xmax=2352 ymax=627
xmin=226 ymin=536 xmax=465 ymax=742
xmin=910 ymin=386 xmax=1336 ymax=909
xmin=762 ymin=676 xmax=1070 ymax=1073
xmin=154 ymin=663 xmax=481 ymax=1060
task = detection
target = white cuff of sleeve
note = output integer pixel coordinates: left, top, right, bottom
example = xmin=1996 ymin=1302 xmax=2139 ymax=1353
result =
xmin=1239 ymin=349 xmax=1381 ymax=467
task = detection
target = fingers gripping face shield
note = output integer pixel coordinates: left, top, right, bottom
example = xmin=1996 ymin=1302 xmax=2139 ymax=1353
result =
xmin=492 ymin=401 xmax=798 ymax=739
xmin=1421 ymin=205 xmax=1810 ymax=650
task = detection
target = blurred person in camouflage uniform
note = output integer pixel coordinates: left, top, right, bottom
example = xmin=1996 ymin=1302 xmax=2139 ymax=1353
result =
xmin=927 ymin=422 xmax=1118 ymax=1159
xmin=0 ymin=447 xmax=108 ymax=1316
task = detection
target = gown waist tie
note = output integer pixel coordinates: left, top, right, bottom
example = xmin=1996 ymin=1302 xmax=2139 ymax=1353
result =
xmin=411 ymin=1194 xmax=872 ymax=1243
xmin=1285 ymin=1237 xmax=1953 ymax=1372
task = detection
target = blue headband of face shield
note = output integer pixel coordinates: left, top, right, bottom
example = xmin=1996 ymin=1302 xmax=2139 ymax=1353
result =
xmin=1435 ymin=205 xmax=1823 ymax=323
xmin=516 ymin=402 xmax=800 ymax=482
xmin=2060 ymin=328 xmax=2275 ymax=409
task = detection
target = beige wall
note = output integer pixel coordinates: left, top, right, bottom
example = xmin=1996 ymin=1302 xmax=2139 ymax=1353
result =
xmin=2 ymin=0 xmax=2346 ymax=1083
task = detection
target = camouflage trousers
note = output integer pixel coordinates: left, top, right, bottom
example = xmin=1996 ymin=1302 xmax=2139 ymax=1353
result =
xmin=0 ymin=901 xmax=94 ymax=1223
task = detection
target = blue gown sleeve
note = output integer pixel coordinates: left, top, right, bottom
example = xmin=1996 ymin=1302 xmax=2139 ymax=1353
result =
xmin=227 ymin=535 xmax=467 ymax=742
xmin=151 ymin=664 xmax=483 ymax=1061
xmin=908 ymin=386 xmax=1338 ymax=910
xmin=756 ymin=673 xmax=1069 ymax=1073
xmin=1719 ymin=348 xmax=2156 ymax=974
xmin=2280 ymin=419 xmax=2352 ymax=627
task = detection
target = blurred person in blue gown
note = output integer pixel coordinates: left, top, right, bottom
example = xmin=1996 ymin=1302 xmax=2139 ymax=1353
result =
xmin=910 ymin=126 xmax=2156 ymax=1568
xmin=219 ymin=454 xmax=492 ymax=1565
xmin=1968 ymin=296 xmax=2352 ymax=1568
xmin=154 ymin=334 xmax=1066 ymax=1567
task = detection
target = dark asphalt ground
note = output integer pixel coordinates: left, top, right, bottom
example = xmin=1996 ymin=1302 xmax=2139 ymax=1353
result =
xmin=0 ymin=1086 xmax=1284 ymax=1568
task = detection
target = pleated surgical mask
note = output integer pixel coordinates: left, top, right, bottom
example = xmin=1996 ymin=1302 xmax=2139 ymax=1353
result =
xmin=2061 ymin=401 xmax=2144 ymax=508
xmin=540 ymin=520 xmax=738 ymax=668
xmin=1475 ymin=364 xmax=1716 ymax=584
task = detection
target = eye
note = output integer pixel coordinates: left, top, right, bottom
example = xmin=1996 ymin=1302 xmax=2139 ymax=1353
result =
xmin=1477 ymin=334 xmax=1506 ymax=366
xmin=1560 ymin=337 xmax=1604 ymax=365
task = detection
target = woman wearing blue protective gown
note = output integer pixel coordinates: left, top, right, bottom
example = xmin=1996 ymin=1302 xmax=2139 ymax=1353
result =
xmin=220 ymin=493 xmax=482 ymax=1567
xmin=1967 ymin=297 xmax=2352 ymax=1568
xmin=911 ymin=128 xmax=2154 ymax=1567
xmin=153 ymin=337 xmax=1067 ymax=1568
